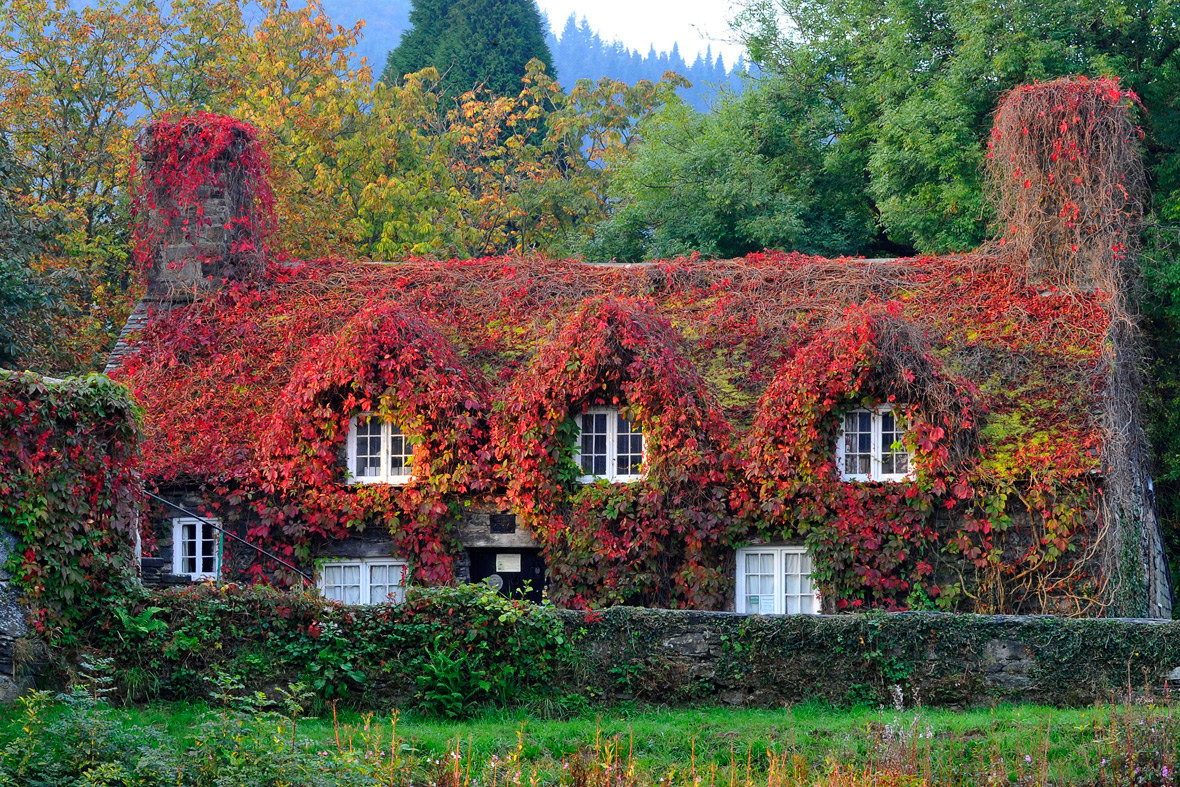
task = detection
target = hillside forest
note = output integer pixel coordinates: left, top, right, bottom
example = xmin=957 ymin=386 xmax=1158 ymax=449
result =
xmin=4 ymin=0 xmax=1180 ymax=585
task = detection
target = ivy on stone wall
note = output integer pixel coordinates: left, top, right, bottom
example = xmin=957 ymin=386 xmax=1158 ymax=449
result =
xmin=92 ymin=584 xmax=1180 ymax=710
xmin=0 ymin=371 xmax=143 ymax=644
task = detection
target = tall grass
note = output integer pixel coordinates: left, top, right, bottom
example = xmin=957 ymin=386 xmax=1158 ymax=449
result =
xmin=1 ymin=682 xmax=1177 ymax=785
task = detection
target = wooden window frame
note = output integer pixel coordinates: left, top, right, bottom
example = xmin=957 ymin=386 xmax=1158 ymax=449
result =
xmin=317 ymin=557 xmax=408 ymax=605
xmin=734 ymin=545 xmax=821 ymax=615
xmin=574 ymin=406 xmax=645 ymax=483
xmin=835 ymin=404 xmax=913 ymax=482
xmin=171 ymin=516 xmax=221 ymax=581
xmin=346 ymin=414 xmax=414 ymax=485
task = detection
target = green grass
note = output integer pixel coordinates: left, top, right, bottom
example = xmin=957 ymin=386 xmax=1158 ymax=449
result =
xmin=0 ymin=698 xmax=1143 ymax=784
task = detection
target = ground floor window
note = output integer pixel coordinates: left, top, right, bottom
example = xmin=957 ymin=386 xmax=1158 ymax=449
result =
xmin=735 ymin=546 xmax=820 ymax=614
xmin=172 ymin=517 xmax=220 ymax=580
xmin=318 ymin=558 xmax=408 ymax=605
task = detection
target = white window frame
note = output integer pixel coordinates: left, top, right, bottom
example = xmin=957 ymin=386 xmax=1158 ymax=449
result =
xmin=346 ymin=414 xmax=414 ymax=485
xmin=735 ymin=545 xmax=821 ymax=615
xmin=171 ymin=516 xmax=221 ymax=581
xmin=574 ymin=405 xmax=645 ymax=483
xmin=835 ymin=404 xmax=913 ymax=482
xmin=317 ymin=558 xmax=408 ymax=605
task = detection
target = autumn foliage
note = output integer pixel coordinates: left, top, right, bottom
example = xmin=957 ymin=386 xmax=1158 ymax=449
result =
xmin=115 ymin=248 xmax=1112 ymax=612
xmin=988 ymin=76 xmax=1146 ymax=291
xmin=108 ymin=73 xmax=1152 ymax=615
xmin=0 ymin=372 xmax=142 ymax=642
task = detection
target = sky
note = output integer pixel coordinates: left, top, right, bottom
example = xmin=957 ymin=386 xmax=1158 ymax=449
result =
xmin=536 ymin=0 xmax=747 ymax=67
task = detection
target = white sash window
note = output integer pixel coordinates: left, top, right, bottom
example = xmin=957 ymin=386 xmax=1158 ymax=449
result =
xmin=172 ymin=517 xmax=220 ymax=580
xmin=347 ymin=414 xmax=414 ymax=484
xmin=735 ymin=546 xmax=820 ymax=615
xmin=318 ymin=558 xmax=408 ymax=605
xmin=574 ymin=406 xmax=645 ymax=483
xmin=835 ymin=405 xmax=912 ymax=482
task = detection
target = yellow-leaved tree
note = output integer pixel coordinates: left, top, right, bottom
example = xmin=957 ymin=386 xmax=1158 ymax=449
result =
xmin=0 ymin=0 xmax=165 ymax=372
xmin=0 ymin=0 xmax=684 ymax=372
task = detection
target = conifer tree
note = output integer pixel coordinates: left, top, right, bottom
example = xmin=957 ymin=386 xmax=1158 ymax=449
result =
xmin=381 ymin=0 xmax=554 ymax=99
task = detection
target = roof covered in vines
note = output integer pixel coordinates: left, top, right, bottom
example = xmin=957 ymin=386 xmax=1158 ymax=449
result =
xmin=113 ymin=251 xmax=1108 ymax=490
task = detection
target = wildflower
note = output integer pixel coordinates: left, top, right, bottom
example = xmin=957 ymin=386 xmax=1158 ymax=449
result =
xmin=1025 ymin=755 xmax=1032 ymax=763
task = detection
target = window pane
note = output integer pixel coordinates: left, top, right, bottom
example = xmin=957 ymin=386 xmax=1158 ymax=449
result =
xmin=744 ymin=552 xmax=776 ymax=614
xmin=354 ymin=416 xmax=383 ymax=477
xmin=200 ymin=523 xmax=217 ymax=573
xmin=843 ymin=409 xmax=873 ymax=476
xmin=329 ymin=563 xmax=361 ymax=604
xmin=616 ymin=414 xmax=643 ymax=476
xmin=182 ymin=523 xmax=196 ymax=574
xmin=369 ymin=563 xmax=406 ymax=604
xmin=322 ymin=565 xmax=343 ymax=602
xmin=879 ymin=410 xmax=909 ymax=477
xmin=579 ymin=412 xmax=610 ymax=476
xmin=782 ymin=550 xmax=815 ymax=615
xmin=389 ymin=425 xmax=413 ymax=476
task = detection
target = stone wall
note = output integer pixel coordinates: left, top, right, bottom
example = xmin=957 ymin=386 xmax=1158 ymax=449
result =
xmin=0 ymin=530 xmax=30 ymax=702
xmin=66 ymin=582 xmax=1180 ymax=709
xmin=554 ymin=607 xmax=1180 ymax=708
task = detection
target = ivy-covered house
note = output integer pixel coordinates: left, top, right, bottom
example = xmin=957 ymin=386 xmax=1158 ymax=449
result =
xmin=109 ymin=81 xmax=1173 ymax=619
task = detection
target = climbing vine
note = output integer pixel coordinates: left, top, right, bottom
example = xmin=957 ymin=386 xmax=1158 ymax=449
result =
xmin=0 ymin=371 xmax=142 ymax=643
xmin=115 ymin=250 xmax=1113 ymax=613
xmin=113 ymin=83 xmax=1136 ymax=614
xmin=258 ymin=302 xmax=491 ymax=584
xmin=491 ymin=296 xmax=735 ymax=608
xmin=132 ymin=113 xmax=276 ymax=285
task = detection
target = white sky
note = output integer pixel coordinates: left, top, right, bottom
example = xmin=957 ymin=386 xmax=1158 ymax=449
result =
xmin=537 ymin=0 xmax=747 ymax=67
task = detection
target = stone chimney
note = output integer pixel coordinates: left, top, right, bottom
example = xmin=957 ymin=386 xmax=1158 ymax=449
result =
xmin=986 ymin=76 xmax=1145 ymax=293
xmin=106 ymin=115 xmax=273 ymax=374
xmin=137 ymin=114 xmax=272 ymax=298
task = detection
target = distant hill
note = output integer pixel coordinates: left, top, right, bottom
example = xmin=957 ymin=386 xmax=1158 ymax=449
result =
xmin=72 ymin=0 xmax=745 ymax=107
xmin=318 ymin=0 xmax=412 ymax=76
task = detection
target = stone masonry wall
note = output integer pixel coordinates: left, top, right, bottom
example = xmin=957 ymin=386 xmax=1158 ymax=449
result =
xmin=554 ymin=608 xmax=1180 ymax=708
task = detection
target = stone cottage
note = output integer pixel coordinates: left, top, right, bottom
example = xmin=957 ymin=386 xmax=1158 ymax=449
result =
xmin=108 ymin=84 xmax=1172 ymax=619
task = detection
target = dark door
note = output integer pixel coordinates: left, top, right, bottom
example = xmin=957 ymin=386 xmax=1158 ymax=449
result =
xmin=467 ymin=549 xmax=545 ymax=603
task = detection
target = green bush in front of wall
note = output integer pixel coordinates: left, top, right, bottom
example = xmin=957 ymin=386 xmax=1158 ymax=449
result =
xmin=91 ymin=582 xmax=572 ymax=716
xmin=87 ymin=582 xmax=1180 ymax=715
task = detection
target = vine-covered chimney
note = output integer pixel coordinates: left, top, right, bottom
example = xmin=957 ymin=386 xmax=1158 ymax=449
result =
xmin=135 ymin=114 xmax=274 ymax=297
xmin=986 ymin=76 xmax=1145 ymax=292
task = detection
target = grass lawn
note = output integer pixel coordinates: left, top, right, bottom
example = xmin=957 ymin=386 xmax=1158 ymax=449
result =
xmin=0 ymin=697 xmax=1159 ymax=785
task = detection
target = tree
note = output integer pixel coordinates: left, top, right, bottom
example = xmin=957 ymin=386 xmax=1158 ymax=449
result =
xmin=0 ymin=139 xmax=52 ymax=368
xmin=0 ymin=0 xmax=164 ymax=373
xmin=734 ymin=0 xmax=1180 ymax=253
xmin=580 ymin=78 xmax=874 ymax=262
xmin=381 ymin=0 xmax=454 ymax=86
xmin=381 ymin=0 xmax=554 ymax=100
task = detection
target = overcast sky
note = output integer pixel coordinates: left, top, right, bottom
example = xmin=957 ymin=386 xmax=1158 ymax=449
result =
xmin=536 ymin=0 xmax=747 ymax=67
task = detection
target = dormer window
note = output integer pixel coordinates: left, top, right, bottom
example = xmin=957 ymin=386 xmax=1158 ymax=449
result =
xmin=574 ymin=406 xmax=644 ymax=483
xmin=836 ymin=405 xmax=911 ymax=482
xmin=347 ymin=414 xmax=414 ymax=484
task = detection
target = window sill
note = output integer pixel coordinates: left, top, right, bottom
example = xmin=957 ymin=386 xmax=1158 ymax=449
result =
xmin=578 ymin=474 xmax=646 ymax=485
xmin=839 ymin=474 xmax=913 ymax=483
xmin=349 ymin=475 xmax=413 ymax=486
